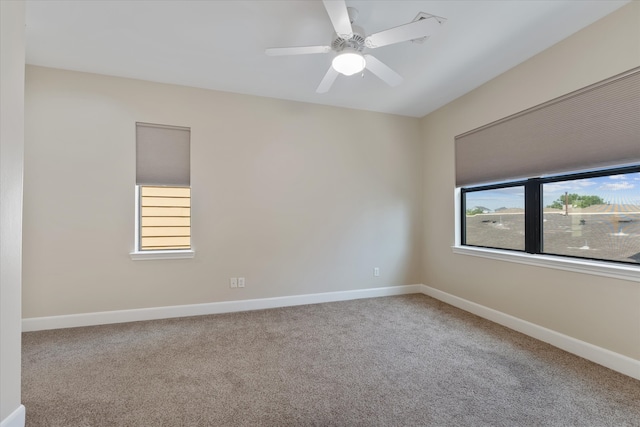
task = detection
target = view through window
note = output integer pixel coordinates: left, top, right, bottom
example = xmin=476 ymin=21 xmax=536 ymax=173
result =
xmin=541 ymin=172 xmax=640 ymax=263
xmin=462 ymin=167 xmax=640 ymax=265
xmin=464 ymin=186 xmax=525 ymax=251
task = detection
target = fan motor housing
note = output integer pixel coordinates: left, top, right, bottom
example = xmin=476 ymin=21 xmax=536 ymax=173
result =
xmin=331 ymin=25 xmax=366 ymax=53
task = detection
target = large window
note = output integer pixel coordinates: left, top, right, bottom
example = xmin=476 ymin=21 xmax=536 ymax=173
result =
xmin=455 ymin=68 xmax=639 ymax=271
xmin=461 ymin=166 xmax=640 ymax=265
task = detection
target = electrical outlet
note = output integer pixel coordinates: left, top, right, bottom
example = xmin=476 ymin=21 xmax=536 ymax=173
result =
xmin=238 ymin=277 xmax=245 ymax=288
xmin=230 ymin=277 xmax=238 ymax=288
xmin=373 ymin=267 xmax=380 ymax=277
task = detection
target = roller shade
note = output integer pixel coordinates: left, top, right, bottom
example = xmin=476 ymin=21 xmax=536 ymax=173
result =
xmin=136 ymin=122 xmax=190 ymax=186
xmin=455 ymin=67 xmax=640 ymax=187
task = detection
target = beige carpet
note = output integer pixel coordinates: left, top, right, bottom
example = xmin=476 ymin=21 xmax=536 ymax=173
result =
xmin=22 ymin=294 xmax=640 ymax=426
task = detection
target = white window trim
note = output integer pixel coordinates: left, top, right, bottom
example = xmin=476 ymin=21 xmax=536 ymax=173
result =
xmin=453 ymin=189 xmax=640 ymax=283
xmin=451 ymin=245 xmax=640 ymax=283
xmin=130 ymin=185 xmax=195 ymax=261
xmin=130 ymin=249 xmax=195 ymax=261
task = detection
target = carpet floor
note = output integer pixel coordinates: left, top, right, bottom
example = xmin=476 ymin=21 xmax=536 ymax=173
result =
xmin=22 ymin=294 xmax=640 ymax=426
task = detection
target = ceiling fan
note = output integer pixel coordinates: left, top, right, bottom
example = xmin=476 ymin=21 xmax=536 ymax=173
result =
xmin=265 ymin=0 xmax=445 ymax=93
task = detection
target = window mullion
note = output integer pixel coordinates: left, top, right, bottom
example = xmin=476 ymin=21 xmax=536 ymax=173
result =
xmin=524 ymin=180 xmax=541 ymax=254
xmin=460 ymin=188 xmax=468 ymax=245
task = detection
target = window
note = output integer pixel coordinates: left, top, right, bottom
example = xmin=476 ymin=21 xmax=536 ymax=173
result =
xmin=455 ymin=68 xmax=639 ymax=275
xmin=133 ymin=122 xmax=192 ymax=257
xmin=139 ymin=186 xmax=191 ymax=250
xmin=463 ymin=185 xmax=525 ymax=251
xmin=461 ymin=166 xmax=640 ymax=265
xmin=541 ymin=169 xmax=640 ymax=264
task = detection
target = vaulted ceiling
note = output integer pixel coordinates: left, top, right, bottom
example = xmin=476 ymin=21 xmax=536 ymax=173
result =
xmin=25 ymin=0 xmax=629 ymax=117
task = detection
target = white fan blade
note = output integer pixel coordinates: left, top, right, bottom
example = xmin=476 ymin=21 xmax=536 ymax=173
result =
xmin=364 ymin=54 xmax=402 ymax=87
xmin=365 ymin=17 xmax=443 ymax=48
xmin=322 ymin=0 xmax=353 ymax=39
xmin=265 ymin=46 xmax=331 ymax=56
xmin=316 ymin=66 xmax=339 ymax=93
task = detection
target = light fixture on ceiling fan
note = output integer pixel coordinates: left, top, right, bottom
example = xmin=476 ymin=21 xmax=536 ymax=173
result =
xmin=265 ymin=0 xmax=446 ymax=93
xmin=332 ymin=48 xmax=365 ymax=76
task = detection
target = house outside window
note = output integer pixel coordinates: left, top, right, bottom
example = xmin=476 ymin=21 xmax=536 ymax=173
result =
xmin=461 ymin=167 xmax=640 ymax=265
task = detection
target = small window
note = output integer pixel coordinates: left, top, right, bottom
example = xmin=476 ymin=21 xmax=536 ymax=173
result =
xmin=140 ymin=186 xmax=191 ymax=250
xmin=135 ymin=122 xmax=191 ymax=253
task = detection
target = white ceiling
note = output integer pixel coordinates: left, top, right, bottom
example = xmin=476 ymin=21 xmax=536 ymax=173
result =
xmin=25 ymin=0 xmax=629 ymax=118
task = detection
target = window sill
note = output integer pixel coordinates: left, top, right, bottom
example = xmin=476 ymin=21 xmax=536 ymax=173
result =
xmin=130 ymin=250 xmax=195 ymax=261
xmin=452 ymin=246 xmax=640 ymax=283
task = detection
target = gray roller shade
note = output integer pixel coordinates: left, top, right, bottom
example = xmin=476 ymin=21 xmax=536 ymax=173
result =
xmin=136 ymin=122 xmax=190 ymax=186
xmin=455 ymin=67 xmax=640 ymax=187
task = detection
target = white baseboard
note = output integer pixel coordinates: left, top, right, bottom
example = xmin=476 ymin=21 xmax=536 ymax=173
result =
xmin=0 ymin=405 xmax=25 ymax=427
xmin=22 ymin=284 xmax=422 ymax=332
xmin=420 ymin=284 xmax=640 ymax=381
xmin=21 ymin=283 xmax=639 ymax=380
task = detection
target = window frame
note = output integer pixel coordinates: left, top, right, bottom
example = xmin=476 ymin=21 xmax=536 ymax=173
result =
xmin=131 ymin=122 xmax=194 ymax=261
xmin=130 ymin=185 xmax=194 ymax=260
xmin=461 ymin=179 xmax=528 ymax=253
xmin=458 ymin=165 xmax=640 ymax=277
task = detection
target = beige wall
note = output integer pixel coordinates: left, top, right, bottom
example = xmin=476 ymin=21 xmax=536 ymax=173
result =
xmin=23 ymin=66 xmax=423 ymax=318
xmin=1 ymin=0 xmax=25 ymax=421
xmin=22 ymin=1 xmax=639 ymax=365
xmin=421 ymin=3 xmax=640 ymax=359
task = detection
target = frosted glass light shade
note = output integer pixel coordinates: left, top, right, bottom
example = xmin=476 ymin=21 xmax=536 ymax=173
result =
xmin=332 ymin=51 xmax=366 ymax=76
